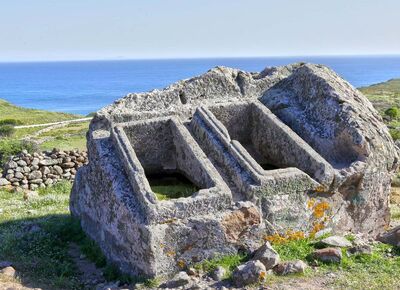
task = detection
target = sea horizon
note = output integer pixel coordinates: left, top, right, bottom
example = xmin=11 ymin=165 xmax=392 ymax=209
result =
xmin=1 ymin=55 xmax=400 ymax=115
xmin=1 ymin=53 xmax=400 ymax=64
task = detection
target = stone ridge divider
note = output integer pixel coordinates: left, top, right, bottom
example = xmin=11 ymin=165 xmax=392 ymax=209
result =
xmin=0 ymin=149 xmax=88 ymax=190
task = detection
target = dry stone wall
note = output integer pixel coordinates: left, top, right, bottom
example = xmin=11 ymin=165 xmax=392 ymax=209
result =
xmin=0 ymin=149 xmax=88 ymax=190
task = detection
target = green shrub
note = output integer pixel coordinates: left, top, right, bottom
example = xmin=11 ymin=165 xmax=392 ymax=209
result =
xmin=389 ymin=129 xmax=400 ymax=141
xmin=0 ymin=125 xmax=15 ymax=137
xmin=385 ymin=107 xmax=400 ymax=119
xmin=0 ymin=138 xmax=37 ymax=166
xmin=0 ymin=119 xmax=23 ymax=126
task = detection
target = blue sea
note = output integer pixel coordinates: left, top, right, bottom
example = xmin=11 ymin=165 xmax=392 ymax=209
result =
xmin=0 ymin=56 xmax=400 ymax=115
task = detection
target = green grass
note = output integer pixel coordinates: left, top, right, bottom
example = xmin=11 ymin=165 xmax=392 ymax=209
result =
xmin=0 ymin=99 xmax=88 ymax=152
xmin=360 ymin=78 xmax=400 ymax=141
xmin=194 ymin=254 xmax=247 ymax=280
xmin=40 ymin=134 xmax=88 ymax=151
xmin=0 ymin=99 xmax=80 ymax=125
xmin=0 ymin=181 xmax=158 ymax=289
xmin=271 ymin=236 xmax=400 ymax=289
xmin=193 ymin=231 xmax=400 ymax=289
xmin=0 ymin=138 xmax=37 ymax=167
xmin=0 ymin=181 xmax=82 ymax=289
xmin=152 ymin=184 xmax=198 ymax=200
xmin=360 ymin=78 xmax=400 ymax=113
xmin=391 ymin=204 xmax=400 ymax=220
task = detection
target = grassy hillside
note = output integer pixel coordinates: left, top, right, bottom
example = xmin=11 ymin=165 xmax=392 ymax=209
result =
xmin=0 ymin=99 xmax=80 ymax=125
xmin=360 ymin=79 xmax=400 ymax=113
xmin=360 ymin=79 xmax=400 ymax=141
xmin=0 ymin=100 xmax=89 ymax=162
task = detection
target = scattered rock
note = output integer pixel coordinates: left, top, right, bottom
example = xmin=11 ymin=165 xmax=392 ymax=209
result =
xmin=377 ymin=226 xmax=400 ymax=247
xmin=253 ymin=241 xmax=280 ymax=270
xmin=237 ymin=237 xmax=264 ymax=256
xmin=0 ymin=266 xmax=16 ymax=278
xmin=187 ymin=267 xmax=197 ymax=276
xmin=273 ymin=260 xmax=307 ymax=275
xmin=211 ymin=266 xmax=226 ymax=281
xmin=312 ymin=247 xmax=342 ymax=263
xmin=232 ymin=260 xmax=266 ymax=287
xmin=165 ymin=271 xmax=191 ymax=288
xmin=0 ymin=178 xmax=10 ymax=186
xmin=347 ymin=244 xmax=372 ymax=256
xmin=320 ymin=236 xmax=352 ymax=247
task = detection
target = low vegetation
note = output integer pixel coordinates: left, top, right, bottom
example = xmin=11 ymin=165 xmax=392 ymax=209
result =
xmin=0 ymin=99 xmax=89 ymax=156
xmin=360 ymin=79 xmax=400 ymax=140
xmin=0 ymin=138 xmax=36 ymax=167
xmin=0 ymin=99 xmax=79 ymax=125
xmin=195 ymin=230 xmax=400 ymax=289
xmin=0 ymin=181 xmax=142 ymax=289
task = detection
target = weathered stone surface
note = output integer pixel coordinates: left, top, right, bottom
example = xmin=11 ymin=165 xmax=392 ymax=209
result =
xmin=70 ymin=63 xmax=397 ymax=278
xmin=165 ymin=271 xmax=191 ymax=288
xmin=0 ymin=266 xmax=16 ymax=278
xmin=312 ymin=247 xmax=342 ymax=263
xmin=221 ymin=204 xmax=261 ymax=242
xmin=347 ymin=245 xmax=372 ymax=256
xmin=378 ymin=226 xmax=400 ymax=247
xmin=0 ymin=178 xmax=10 ymax=186
xmin=273 ymin=260 xmax=307 ymax=275
xmin=320 ymin=236 xmax=352 ymax=248
xmin=232 ymin=260 xmax=266 ymax=287
xmin=253 ymin=241 xmax=280 ymax=270
xmin=211 ymin=266 xmax=226 ymax=281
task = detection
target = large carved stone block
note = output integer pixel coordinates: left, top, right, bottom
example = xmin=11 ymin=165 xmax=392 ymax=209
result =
xmin=70 ymin=63 xmax=398 ymax=277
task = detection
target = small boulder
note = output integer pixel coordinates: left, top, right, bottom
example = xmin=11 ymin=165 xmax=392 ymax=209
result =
xmin=28 ymin=170 xmax=42 ymax=180
xmin=238 ymin=238 xmax=264 ymax=256
xmin=273 ymin=260 xmax=307 ymax=275
xmin=0 ymin=178 xmax=10 ymax=186
xmin=312 ymin=247 xmax=342 ymax=263
xmin=166 ymin=271 xmax=191 ymax=288
xmin=186 ymin=267 xmax=197 ymax=276
xmin=6 ymin=160 xmax=17 ymax=169
xmin=377 ymin=226 xmax=400 ymax=247
xmin=39 ymin=159 xmax=58 ymax=166
xmin=253 ymin=241 xmax=280 ymax=270
xmin=14 ymin=172 xmax=24 ymax=179
xmin=211 ymin=266 xmax=226 ymax=281
xmin=31 ymin=158 xmax=40 ymax=166
xmin=347 ymin=245 xmax=372 ymax=256
xmin=0 ymin=266 xmax=16 ymax=278
xmin=17 ymin=160 xmax=27 ymax=167
xmin=320 ymin=236 xmax=352 ymax=247
xmin=62 ymin=162 xmax=76 ymax=168
xmin=232 ymin=260 xmax=266 ymax=287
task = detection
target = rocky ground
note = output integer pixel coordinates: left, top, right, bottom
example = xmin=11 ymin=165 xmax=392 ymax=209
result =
xmin=0 ymin=191 xmax=399 ymax=290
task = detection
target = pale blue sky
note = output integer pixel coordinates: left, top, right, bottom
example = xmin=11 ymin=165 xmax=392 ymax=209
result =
xmin=1 ymin=0 xmax=399 ymax=61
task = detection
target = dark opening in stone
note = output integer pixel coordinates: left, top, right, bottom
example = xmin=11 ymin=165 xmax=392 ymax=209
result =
xmin=209 ymin=103 xmax=287 ymax=171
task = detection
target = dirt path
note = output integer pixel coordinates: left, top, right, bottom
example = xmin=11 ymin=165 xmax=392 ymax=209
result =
xmin=15 ymin=117 xmax=92 ymax=129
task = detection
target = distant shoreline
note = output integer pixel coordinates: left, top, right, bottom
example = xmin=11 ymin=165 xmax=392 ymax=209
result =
xmin=1 ymin=57 xmax=400 ymax=115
